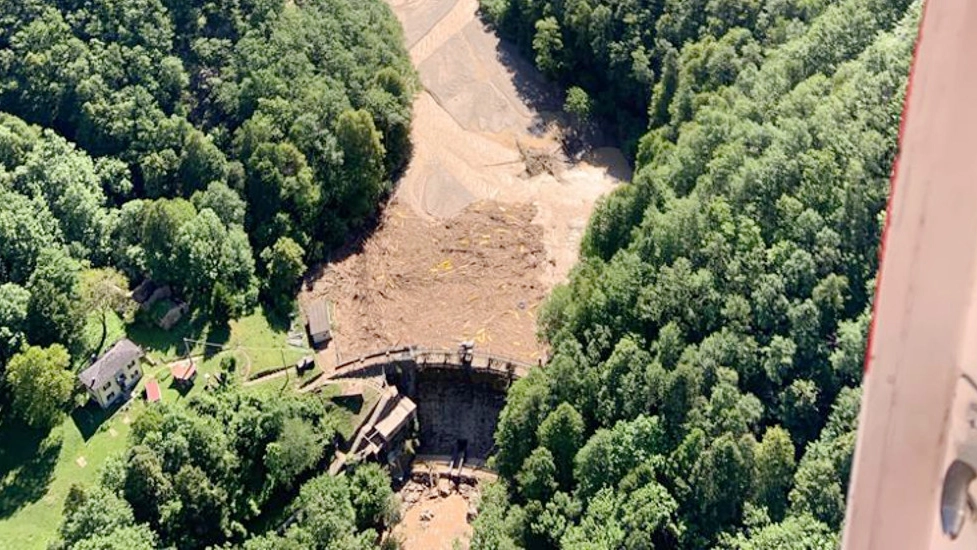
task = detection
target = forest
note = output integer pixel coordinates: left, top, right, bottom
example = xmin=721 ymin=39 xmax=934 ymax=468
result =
xmin=0 ymin=0 xmax=923 ymax=547
xmin=0 ymin=0 xmax=415 ymax=358
xmin=51 ymin=388 xmax=397 ymax=550
xmin=0 ymin=0 xmax=413 ymax=415
xmin=0 ymin=0 xmax=414 ymax=547
xmin=473 ymin=0 xmax=918 ymax=547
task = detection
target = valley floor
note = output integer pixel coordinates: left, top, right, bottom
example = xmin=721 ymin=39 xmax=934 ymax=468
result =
xmin=304 ymin=0 xmax=628 ymax=364
xmin=304 ymin=0 xmax=630 ymax=546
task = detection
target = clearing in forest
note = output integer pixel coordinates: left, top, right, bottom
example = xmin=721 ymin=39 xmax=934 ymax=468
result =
xmin=304 ymin=0 xmax=630 ymax=365
xmin=304 ymin=1 xmax=630 ymax=547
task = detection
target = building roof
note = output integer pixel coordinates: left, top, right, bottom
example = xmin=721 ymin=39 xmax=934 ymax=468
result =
xmin=78 ymin=339 xmax=144 ymax=389
xmin=171 ymin=361 xmax=197 ymax=381
xmin=374 ymin=395 xmax=417 ymax=442
xmin=306 ymin=299 xmax=332 ymax=335
xmin=337 ymin=381 xmax=364 ymax=398
xmin=145 ymin=379 xmax=161 ymax=403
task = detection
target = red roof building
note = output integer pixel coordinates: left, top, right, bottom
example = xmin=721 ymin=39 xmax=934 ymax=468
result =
xmin=170 ymin=361 xmax=197 ymax=382
xmin=145 ymin=379 xmax=161 ymax=403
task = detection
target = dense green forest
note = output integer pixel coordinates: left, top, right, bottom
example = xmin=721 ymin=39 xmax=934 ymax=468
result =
xmin=51 ymin=388 xmax=396 ymax=549
xmin=0 ymin=0 xmax=414 ymax=547
xmin=474 ymin=0 xmax=918 ymax=547
xmin=0 ymin=0 xmax=414 ymax=412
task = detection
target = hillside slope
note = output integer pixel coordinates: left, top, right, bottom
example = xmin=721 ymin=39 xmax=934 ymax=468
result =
xmin=475 ymin=0 xmax=920 ymax=547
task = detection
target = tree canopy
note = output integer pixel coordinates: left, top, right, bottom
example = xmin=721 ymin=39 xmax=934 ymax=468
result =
xmin=4 ymin=343 xmax=74 ymax=429
xmin=0 ymin=0 xmax=416 ymax=375
xmin=0 ymin=2 xmax=412 ymax=549
xmin=0 ymin=0 xmax=417 ymax=444
xmin=475 ymin=0 xmax=918 ymax=546
xmin=51 ymin=388 xmax=391 ymax=549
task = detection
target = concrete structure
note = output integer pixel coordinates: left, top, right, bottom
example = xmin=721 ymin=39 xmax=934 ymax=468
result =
xmin=374 ymin=394 xmax=418 ymax=443
xmin=79 ymin=339 xmax=144 ymax=409
xmin=329 ymin=346 xmax=530 ymax=461
xmin=347 ymin=384 xmax=418 ymax=462
xmin=330 ymin=346 xmax=529 ymax=381
xmin=305 ymin=299 xmax=333 ymax=348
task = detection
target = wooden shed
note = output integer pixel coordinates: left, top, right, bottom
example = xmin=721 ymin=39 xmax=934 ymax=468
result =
xmin=305 ymin=299 xmax=333 ymax=348
xmin=170 ymin=361 xmax=197 ymax=389
xmin=145 ymin=379 xmax=161 ymax=403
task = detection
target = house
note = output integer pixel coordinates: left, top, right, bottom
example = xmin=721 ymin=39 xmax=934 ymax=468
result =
xmin=79 ymin=339 xmax=144 ymax=409
xmin=305 ymin=299 xmax=333 ymax=348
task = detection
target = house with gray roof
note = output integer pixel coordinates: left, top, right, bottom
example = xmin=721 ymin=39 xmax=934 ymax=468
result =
xmin=79 ymin=338 xmax=145 ymax=409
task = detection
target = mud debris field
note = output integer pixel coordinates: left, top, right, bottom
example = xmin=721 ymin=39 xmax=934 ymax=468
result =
xmin=303 ymin=0 xmax=631 ymax=545
xmin=303 ymin=0 xmax=629 ymax=364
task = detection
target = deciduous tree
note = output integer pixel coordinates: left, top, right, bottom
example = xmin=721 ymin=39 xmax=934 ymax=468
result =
xmin=5 ymin=344 xmax=73 ymax=429
xmin=80 ymin=267 xmax=134 ymax=352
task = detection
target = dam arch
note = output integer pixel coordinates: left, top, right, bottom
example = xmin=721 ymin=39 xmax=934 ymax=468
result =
xmin=330 ymin=346 xmax=531 ymax=460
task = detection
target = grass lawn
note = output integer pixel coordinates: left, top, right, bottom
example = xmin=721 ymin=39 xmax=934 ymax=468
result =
xmin=332 ymin=384 xmax=381 ymax=442
xmin=0 ymin=402 xmax=135 ymax=549
xmin=124 ymin=306 xmax=312 ymax=378
xmin=0 ymin=305 xmax=323 ymax=548
xmin=241 ymin=366 xmax=330 ymax=398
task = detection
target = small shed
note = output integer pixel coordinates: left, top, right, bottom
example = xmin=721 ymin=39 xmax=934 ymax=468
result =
xmin=145 ymin=379 xmax=161 ymax=403
xmin=131 ymin=279 xmax=158 ymax=304
xmin=157 ymin=300 xmax=189 ymax=330
xmin=305 ymin=299 xmax=333 ymax=348
xmin=170 ymin=361 xmax=198 ymax=388
xmin=373 ymin=396 xmax=418 ymax=444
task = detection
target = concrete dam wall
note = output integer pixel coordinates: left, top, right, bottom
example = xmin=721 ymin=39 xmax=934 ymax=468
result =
xmin=414 ymin=367 xmax=508 ymax=458
xmin=331 ymin=347 xmax=529 ymax=461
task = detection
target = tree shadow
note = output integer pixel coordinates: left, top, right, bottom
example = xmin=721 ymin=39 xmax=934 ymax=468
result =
xmin=70 ymin=401 xmax=120 ymax=442
xmin=492 ymin=37 xmax=563 ymax=120
xmin=260 ymin=304 xmax=294 ymax=334
xmin=482 ymin=12 xmax=630 ymax=155
xmin=0 ymin=418 xmax=62 ymax=519
xmin=203 ymin=321 xmax=231 ymax=360
xmin=125 ymin=310 xmax=208 ymax=360
xmin=303 ymin=203 xmax=390 ymax=278
xmin=331 ymin=395 xmax=364 ymax=416
xmin=578 ymin=146 xmax=634 ymax=181
xmin=168 ymin=377 xmax=194 ymax=398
